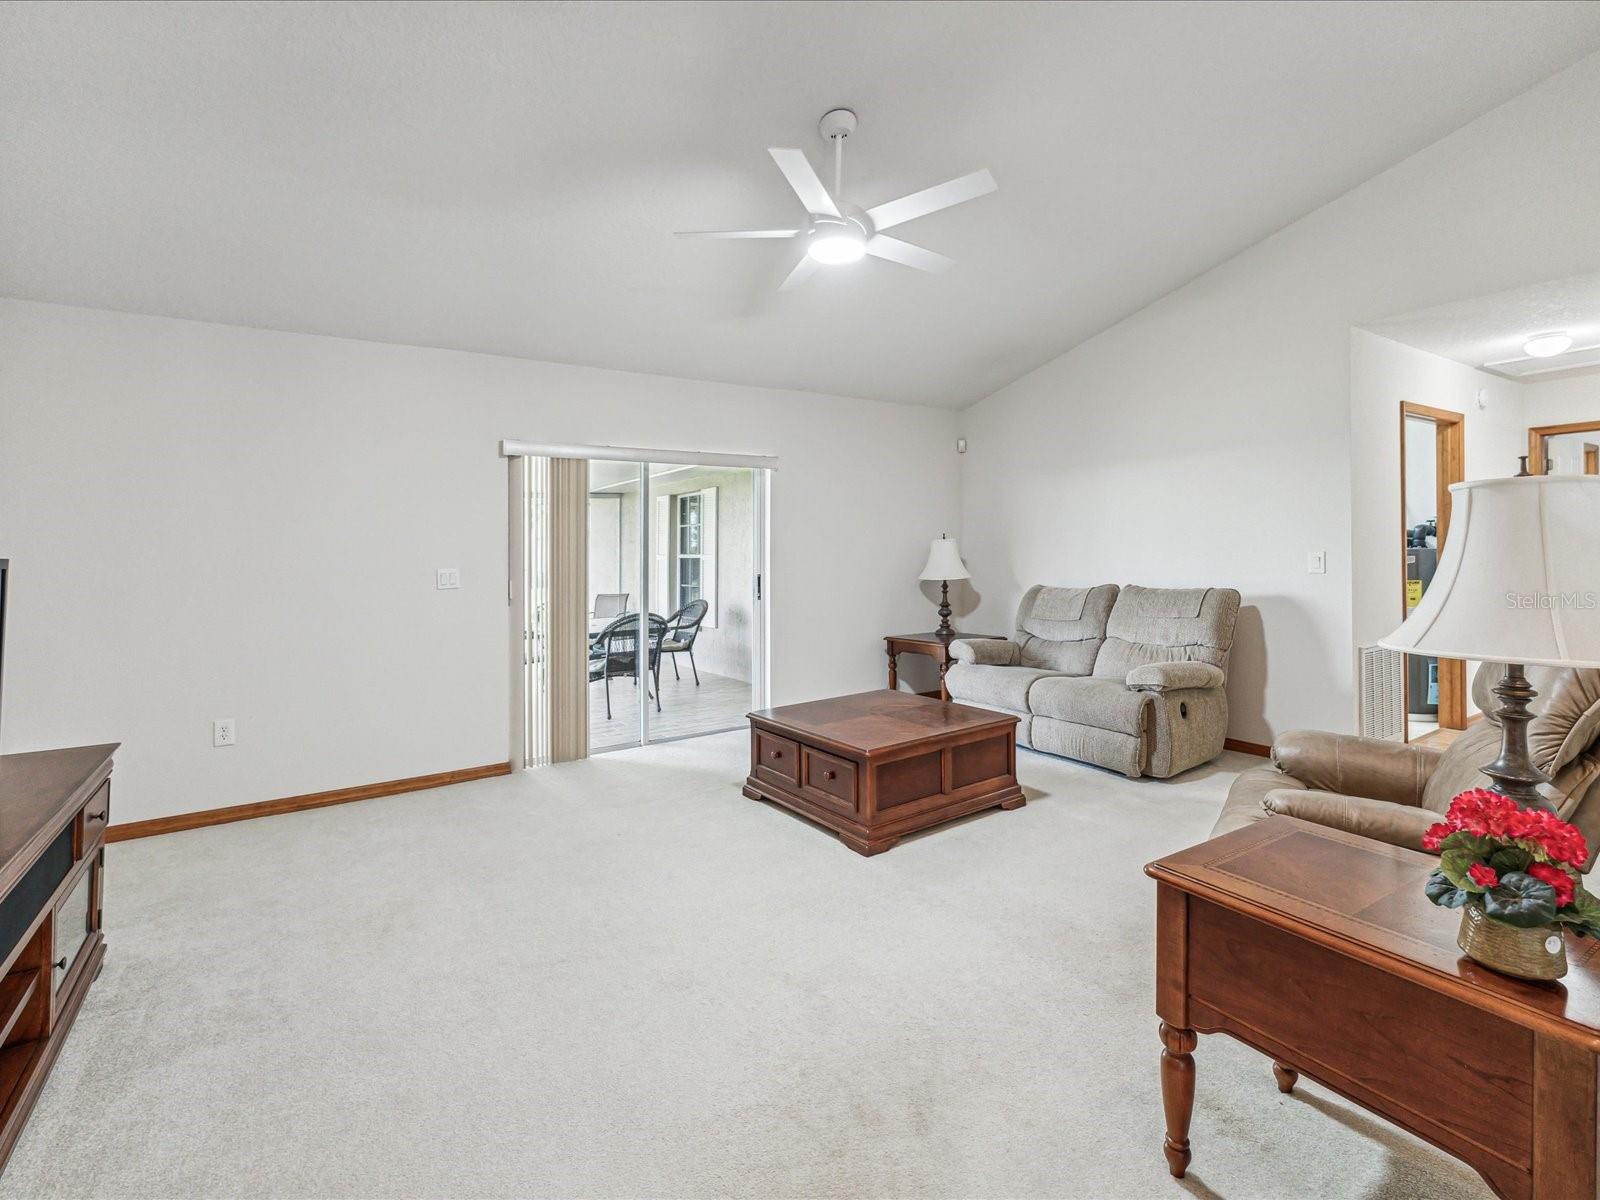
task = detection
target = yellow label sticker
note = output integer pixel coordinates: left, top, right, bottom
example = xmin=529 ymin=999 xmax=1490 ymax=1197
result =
xmin=1406 ymin=580 xmax=1423 ymax=608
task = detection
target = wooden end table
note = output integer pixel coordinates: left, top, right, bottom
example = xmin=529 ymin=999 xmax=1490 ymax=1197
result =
xmin=1146 ymin=816 xmax=1600 ymax=1199
xmin=744 ymin=690 xmax=1023 ymax=855
xmin=884 ymin=632 xmax=1005 ymax=701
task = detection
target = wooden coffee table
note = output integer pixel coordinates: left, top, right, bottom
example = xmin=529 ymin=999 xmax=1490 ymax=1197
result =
xmin=1146 ymin=816 xmax=1600 ymax=1199
xmin=743 ymin=690 xmax=1023 ymax=855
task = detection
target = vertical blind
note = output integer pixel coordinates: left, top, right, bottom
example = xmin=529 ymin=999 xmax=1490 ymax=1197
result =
xmin=523 ymin=456 xmax=589 ymax=766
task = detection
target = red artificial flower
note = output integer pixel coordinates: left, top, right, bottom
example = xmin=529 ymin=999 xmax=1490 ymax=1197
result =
xmin=1528 ymin=862 xmax=1577 ymax=908
xmin=1468 ymin=862 xmax=1500 ymax=890
xmin=1422 ymin=822 xmax=1451 ymax=852
xmin=1439 ymin=788 xmax=1589 ymax=869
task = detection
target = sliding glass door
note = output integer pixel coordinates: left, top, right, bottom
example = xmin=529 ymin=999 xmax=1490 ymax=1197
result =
xmin=641 ymin=462 xmax=763 ymax=745
xmin=581 ymin=460 xmax=767 ymax=756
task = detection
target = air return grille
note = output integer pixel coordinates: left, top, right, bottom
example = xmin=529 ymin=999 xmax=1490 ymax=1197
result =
xmin=1358 ymin=644 xmax=1406 ymax=742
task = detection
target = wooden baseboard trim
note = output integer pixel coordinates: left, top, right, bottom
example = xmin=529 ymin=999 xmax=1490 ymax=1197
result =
xmin=1223 ymin=738 xmax=1271 ymax=758
xmin=106 ymin=761 xmax=514 ymax=842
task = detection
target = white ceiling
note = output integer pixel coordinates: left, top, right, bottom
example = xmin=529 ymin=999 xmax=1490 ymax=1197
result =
xmin=4 ymin=2 xmax=1600 ymax=409
xmin=1368 ymin=272 xmax=1600 ymax=377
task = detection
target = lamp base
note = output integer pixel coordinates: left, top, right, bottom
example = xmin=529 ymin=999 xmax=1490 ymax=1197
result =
xmin=1480 ymin=663 xmax=1556 ymax=813
xmin=935 ymin=580 xmax=955 ymax=642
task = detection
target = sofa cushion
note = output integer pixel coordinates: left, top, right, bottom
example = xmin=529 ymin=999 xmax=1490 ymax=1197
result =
xmin=1015 ymin=584 xmax=1118 ymax=674
xmin=1031 ymin=715 xmax=1143 ymax=778
xmin=945 ymin=663 xmax=1061 ymax=713
xmin=1424 ymin=669 xmax=1600 ymax=816
xmin=1421 ymin=721 xmax=1506 ymax=814
xmin=1528 ymin=668 xmax=1600 ymax=777
xmin=1092 ymin=585 xmax=1241 ymax=680
xmin=1028 ymin=675 xmax=1150 ymax=736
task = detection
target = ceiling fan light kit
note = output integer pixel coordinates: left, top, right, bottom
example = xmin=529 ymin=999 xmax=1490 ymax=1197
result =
xmin=675 ymin=107 xmax=997 ymax=290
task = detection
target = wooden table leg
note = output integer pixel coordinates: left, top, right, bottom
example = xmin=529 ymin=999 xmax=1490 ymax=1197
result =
xmin=1532 ymin=1033 xmax=1597 ymax=1199
xmin=1160 ymin=1022 xmax=1197 ymax=1178
xmin=886 ymin=645 xmax=898 ymax=691
xmin=1272 ymin=1062 xmax=1298 ymax=1094
xmin=938 ymin=658 xmax=950 ymax=701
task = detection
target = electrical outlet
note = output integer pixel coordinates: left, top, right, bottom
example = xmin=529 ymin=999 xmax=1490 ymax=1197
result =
xmin=1307 ymin=550 xmax=1327 ymax=575
xmin=436 ymin=568 xmax=461 ymax=590
xmin=212 ymin=719 xmax=236 ymax=748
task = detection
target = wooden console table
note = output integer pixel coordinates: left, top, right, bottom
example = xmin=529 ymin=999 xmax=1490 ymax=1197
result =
xmin=1146 ymin=816 xmax=1600 ymax=1200
xmin=0 ymin=744 xmax=116 ymax=1173
xmin=884 ymin=632 xmax=1004 ymax=701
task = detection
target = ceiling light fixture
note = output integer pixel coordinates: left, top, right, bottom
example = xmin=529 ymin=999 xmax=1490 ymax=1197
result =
xmin=1523 ymin=332 xmax=1574 ymax=358
xmin=805 ymin=217 xmax=867 ymax=265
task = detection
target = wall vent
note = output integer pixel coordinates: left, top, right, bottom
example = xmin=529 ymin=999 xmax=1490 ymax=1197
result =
xmin=1358 ymin=644 xmax=1406 ymax=742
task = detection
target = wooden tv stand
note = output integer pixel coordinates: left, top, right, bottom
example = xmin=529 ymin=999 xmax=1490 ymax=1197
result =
xmin=0 ymin=744 xmax=116 ymax=1173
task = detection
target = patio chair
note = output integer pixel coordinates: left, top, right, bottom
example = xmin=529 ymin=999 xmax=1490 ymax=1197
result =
xmin=589 ymin=613 xmax=669 ymax=718
xmin=592 ymin=592 xmax=628 ymax=619
xmin=660 ymin=599 xmax=710 ymax=685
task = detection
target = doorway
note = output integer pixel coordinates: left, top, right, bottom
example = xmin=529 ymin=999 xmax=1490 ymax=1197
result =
xmin=1529 ymin=420 xmax=1600 ymax=476
xmin=508 ymin=441 xmax=771 ymax=767
xmin=1399 ymin=403 xmax=1465 ymax=741
xmin=584 ymin=460 xmax=767 ymax=754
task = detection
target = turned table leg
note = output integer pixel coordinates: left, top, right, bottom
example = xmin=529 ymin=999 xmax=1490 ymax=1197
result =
xmin=1160 ymin=1022 xmax=1197 ymax=1178
xmin=1272 ymin=1062 xmax=1298 ymax=1094
xmin=938 ymin=658 xmax=950 ymax=701
xmin=886 ymin=645 xmax=898 ymax=691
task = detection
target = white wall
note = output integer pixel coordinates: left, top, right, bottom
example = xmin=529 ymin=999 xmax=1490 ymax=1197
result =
xmin=1348 ymin=332 xmax=1530 ymax=719
xmin=1349 ymin=332 xmax=1529 ymax=654
xmin=958 ymin=54 xmax=1600 ymax=744
xmin=1524 ymin=369 xmax=1600 ymax=428
xmin=0 ymin=298 xmax=959 ymax=824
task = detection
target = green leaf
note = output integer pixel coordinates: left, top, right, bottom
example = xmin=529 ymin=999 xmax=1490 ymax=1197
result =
xmin=1488 ymin=846 xmax=1533 ymax=873
xmin=1554 ymin=882 xmax=1600 ymax=934
xmin=1482 ymin=872 xmax=1559 ymax=928
xmin=1425 ymin=870 xmax=1471 ymax=909
xmin=1439 ymin=832 xmax=1493 ymax=858
xmin=1440 ymin=847 xmax=1489 ymax=892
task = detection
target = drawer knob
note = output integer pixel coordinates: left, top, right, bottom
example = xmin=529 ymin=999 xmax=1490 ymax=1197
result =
xmin=824 ymin=770 xmax=836 ymax=780
xmin=52 ymin=958 xmax=67 ymax=972
xmin=770 ymin=750 xmax=782 ymax=759
xmin=86 ymin=811 xmax=106 ymax=823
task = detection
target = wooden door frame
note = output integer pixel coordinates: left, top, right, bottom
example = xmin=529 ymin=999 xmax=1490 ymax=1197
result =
xmin=1399 ymin=403 xmax=1466 ymax=733
xmin=1528 ymin=420 xmax=1600 ymax=475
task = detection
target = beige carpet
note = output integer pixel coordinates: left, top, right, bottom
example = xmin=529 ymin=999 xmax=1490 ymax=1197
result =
xmin=2 ymin=734 xmax=1488 ymax=1199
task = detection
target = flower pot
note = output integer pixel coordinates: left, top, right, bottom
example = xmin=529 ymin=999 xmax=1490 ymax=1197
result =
xmin=1457 ymin=904 xmax=1567 ymax=981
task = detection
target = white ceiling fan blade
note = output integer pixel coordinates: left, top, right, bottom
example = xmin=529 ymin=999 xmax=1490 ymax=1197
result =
xmin=865 ymin=168 xmax=996 ymax=231
xmin=778 ymin=255 xmax=819 ymax=292
xmin=769 ymin=148 xmax=840 ymax=217
xmin=674 ymin=228 xmax=802 ymax=239
xmin=866 ymin=235 xmax=954 ymax=274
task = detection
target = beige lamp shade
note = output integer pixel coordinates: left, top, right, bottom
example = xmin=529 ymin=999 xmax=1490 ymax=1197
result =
xmin=919 ymin=536 xmax=970 ymax=582
xmin=1379 ymin=476 xmax=1600 ymax=668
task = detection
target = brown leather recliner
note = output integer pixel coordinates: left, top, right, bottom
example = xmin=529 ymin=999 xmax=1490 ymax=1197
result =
xmin=1214 ymin=666 xmax=1600 ymax=871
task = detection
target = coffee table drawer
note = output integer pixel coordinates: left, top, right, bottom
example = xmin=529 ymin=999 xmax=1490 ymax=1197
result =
xmin=801 ymin=747 xmax=857 ymax=815
xmin=754 ymin=729 xmax=800 ymax=786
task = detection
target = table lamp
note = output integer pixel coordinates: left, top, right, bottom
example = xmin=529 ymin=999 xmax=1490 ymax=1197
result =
xmin=1379 ymin=475 xmax=1600 ymax=811
xmin=920 ymin=535 xmax=970 ymax=642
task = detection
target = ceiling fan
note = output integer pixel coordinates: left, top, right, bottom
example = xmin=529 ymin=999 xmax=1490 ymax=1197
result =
xmin=675 ymin=108 xmax=997 ymax=291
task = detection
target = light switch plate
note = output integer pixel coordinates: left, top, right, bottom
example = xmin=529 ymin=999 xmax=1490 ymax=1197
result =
xmin=436 ymin=568 xmax=461 ymax=590
xmin=213 ymin=718 xmax=236 ymax=748
xmin=1307 ymin=550 xmax=1327 ymax=575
